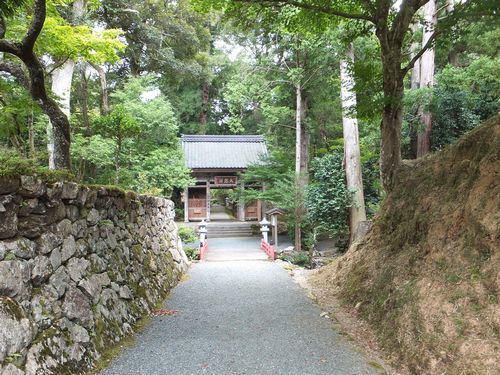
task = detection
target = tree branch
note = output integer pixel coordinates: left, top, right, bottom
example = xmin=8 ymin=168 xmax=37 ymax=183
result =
xmin=0 ymin=15 xmax=5 ymax=38
xmin=22 ymin=0 xmax=46 ymax=51
xmin=401 ymin=30 xmax=437 ymax=74
xmin=0 ymin=60 xmax=30 ymax=88
xmin=233 ymin=0 xmax=375 ymax=22
xmin=0 ymin=39 xmax=20 ymax=55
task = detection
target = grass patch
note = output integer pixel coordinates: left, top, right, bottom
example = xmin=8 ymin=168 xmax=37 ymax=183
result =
xmin=0 ymin=149 xmax=74 ymax=182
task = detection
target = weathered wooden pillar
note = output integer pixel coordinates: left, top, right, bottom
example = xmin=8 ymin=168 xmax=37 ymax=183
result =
xmin=238 ymin=180 xmax=245 ymax=221
xmin=206 ymin=178 xmax=211 ymax=222
xmin=184 ymin=187 xmax=189 ymax=222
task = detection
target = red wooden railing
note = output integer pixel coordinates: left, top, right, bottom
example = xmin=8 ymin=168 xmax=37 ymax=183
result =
xmin=261 ymin=239 xmax=275 ymax=260
xmin=200 ymin=240 xmax=208 ymax=262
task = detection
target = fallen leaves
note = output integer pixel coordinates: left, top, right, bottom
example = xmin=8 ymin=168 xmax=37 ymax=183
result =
xmin=151 ymin=309 xmax=178 ymax=317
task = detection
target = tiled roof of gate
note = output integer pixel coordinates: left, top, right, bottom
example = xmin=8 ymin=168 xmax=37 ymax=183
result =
xmin=181 ymin=135 xmax=268 ymax=169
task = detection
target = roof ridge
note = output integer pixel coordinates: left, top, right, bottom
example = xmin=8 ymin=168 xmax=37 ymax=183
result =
xmin=181 ymin=134 xmax=265 ymax=143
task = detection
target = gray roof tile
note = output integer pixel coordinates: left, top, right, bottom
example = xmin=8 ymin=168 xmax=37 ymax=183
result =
xmin=181 ymin=135 xmax=268 ymax=169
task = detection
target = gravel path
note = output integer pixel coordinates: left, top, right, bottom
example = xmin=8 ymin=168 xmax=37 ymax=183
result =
xmin=100 ymin=260 xmax=378 ymax=375
xmin=205 ymin=237 xmax=268 ymax=261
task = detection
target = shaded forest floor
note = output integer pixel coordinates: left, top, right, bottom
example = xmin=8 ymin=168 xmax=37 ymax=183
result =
xmin=308 ymin=115 xmax=499 ymax=374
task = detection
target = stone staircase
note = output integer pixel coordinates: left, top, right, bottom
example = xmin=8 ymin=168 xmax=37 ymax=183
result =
xmin=206 ymin=221 xmax=258 ymax=238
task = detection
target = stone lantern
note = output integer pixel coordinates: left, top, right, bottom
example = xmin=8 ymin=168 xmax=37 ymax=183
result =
xmin=259 ymin=217 xmax=270 ymax=244
xmin=198 ymin=219 xmax=207 ymax=247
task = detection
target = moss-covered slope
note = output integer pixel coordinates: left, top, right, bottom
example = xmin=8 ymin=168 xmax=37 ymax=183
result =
xmin=311 ymin=115 xmax=499 ymax=374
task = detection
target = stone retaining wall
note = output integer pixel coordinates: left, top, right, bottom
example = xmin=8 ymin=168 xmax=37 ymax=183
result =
xmin=0 ymin=176 xmax=188 ymax=375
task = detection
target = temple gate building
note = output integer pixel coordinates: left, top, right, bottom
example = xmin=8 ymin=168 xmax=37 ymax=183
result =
xmin=181 ymin=135 xmax=268 ymax=222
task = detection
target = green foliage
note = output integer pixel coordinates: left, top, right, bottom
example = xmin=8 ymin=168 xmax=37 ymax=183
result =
xmin=0 ymin=0 xmax=26 ymax=17
xmin=37 ymin=17 xmax=124 ymax=63
xmin=134 ymin=148 xmax=194 ymax=197
xmin=178 ymin=226 xmax=198 ymax=244
xmin=72 ymin=75 xmax=192 ymax=197
xmin=183 ymin=246 xmax=200 ymax=261
xmin=0 ymin=148 xmax=72 ymax=182
xmin=279 ymin=251 xmax=310 ymax=267
xmin=93 ymin=105 xmax=141 ymax=142
xmin=306 ymin=152 xmax=352 ymax=237
xmin=431 ymin=57 xmax=499 ymax=150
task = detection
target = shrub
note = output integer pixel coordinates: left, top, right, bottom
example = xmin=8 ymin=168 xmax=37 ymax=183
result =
xmin=280 ymin=251 xmax=310 ymax=267
xmin=183 ymin=246 xmax=200 ymax=261
xmin=177 ymin=225 xmax=197 ymax=244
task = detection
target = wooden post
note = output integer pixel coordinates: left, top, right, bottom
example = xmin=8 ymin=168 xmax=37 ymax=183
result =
xmin=238 ymin=180 xmax=245 ymax=221
xmin=271 ymin=215 xmax=279 ymax=247
xmin=184 ymin=187 xmax=189 ymax=223
xmin=206 ymin=179 xmax=211 ymax=222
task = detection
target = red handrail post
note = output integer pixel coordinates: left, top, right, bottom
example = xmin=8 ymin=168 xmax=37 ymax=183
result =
xmin=200 ymin=240 xmax=208 ymax=262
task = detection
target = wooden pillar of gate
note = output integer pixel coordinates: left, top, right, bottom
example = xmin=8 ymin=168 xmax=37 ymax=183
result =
xmin=183 ymin=187 xmax=189 ymax=222
xmin=238 ymin=179 xmax=245 ymax=221
xmin=206 ymin=179 xmax=211 ymax=222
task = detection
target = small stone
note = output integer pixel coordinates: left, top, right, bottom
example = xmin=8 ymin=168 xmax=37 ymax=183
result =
xmin=1 ymin=363 xmax=25 ymax=375
xmin=36 ymin=232 xmax=63 ymax=255
xmin=75 ymin=187 xmax=89 ymax=207
xmin=320 ymin=312 xmax=330 ymax=319
xmin=49 ymin=266 xmax=69 ymax=299
xmin=65 ymin=205 xmax=80 ymax=222
xmin=87 ymin=254 xmax=106 ymax=273
xmin=78 ymin=277 xmax=101 ymax=302
xmin=31 ymin=255 xmax=53 ymax=285
xmin=87 ymin=209 xmax=100 ymax=225
xmin=0 ymin=297 xmax=34 ymax=363
xmin=61 ymin=182 xmax=79 ymax=200
xmin=56 ymin=219 xmax=73 ymax=237
xmin=19 ymin=176 xmax=46 ymax=198
xmin=69 ymin=323 xmax=90 ymax=343
xmin=17 ymin=215 xmax=48 ymax=239
xmin=49 ymin=248 xmax=62 ymax=270
xmin=18 ymin=198 xmax=38 ymax=217
xmin=66 ymin=257 xmax=89 ymax=282
xmin=95 ymin=272 xmax=111 ymax=287
xmin=60 ymin=236 xmax=76 ymax=263
xmin=0 ymin=237 xmax=36 ymax=260
xmin=110 ymin=282 xmax=120 ymax=292
xmin=0 ymin=209 xmax=18 ymax=239
xmin=72 ymin=220 xmax=87 ymax=239
xmin=0 ymin=261 xmax=31 ymax=299
xmin=118 ymin=286 xmax=133 ymax=300
xmin=0 ymin=176 xmax=20 ymax=194
xmin=62 ymin=286 xmax=93 ymax=328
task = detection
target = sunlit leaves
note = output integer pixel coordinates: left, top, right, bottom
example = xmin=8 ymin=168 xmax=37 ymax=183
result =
xmin=37 ymin=17 xmax=124 ymax=63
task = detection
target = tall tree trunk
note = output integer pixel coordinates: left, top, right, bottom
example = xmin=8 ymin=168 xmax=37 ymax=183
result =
xmin=47 ymin=0 xmax=86 ymax=168
xmin=79 ymin=64 xmax=90 ymax=129
xmin=416 ymin=0 xmax=437 ymax=158
xmin=25 ymin=53 xmax=71 ymax=169
xmin=409 ymin=22 xmax=421 ymax=158
xmin=379 ymin=53 xmax=404 ymax=192
xmin=90 ymin=64 xmax=109 ymax=115
xmin=340 ymin=43 xmax=367 ymax=243
xmin=294 ymin=82 xmax=303 ymax=252
xmin=299 ymin=94 xmax=309 ymax=184
xmin=200 ymin=81 xmax=209 ymax=134
xmin=48 ymin=60 xmax=75 ymax=168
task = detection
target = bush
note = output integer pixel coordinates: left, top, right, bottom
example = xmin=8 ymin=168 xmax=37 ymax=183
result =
xmin=306 ymin=152 xmax=352 ymax=237
xmin=177 ymin=225 xmax=197 ymax=244
xmin=280 ymin=251 xmax=310 ymax=267
xmin=0 ymin=148 xmax=73 ymax=182
xmin=183 ymin=246 xmax=200 ymax=261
